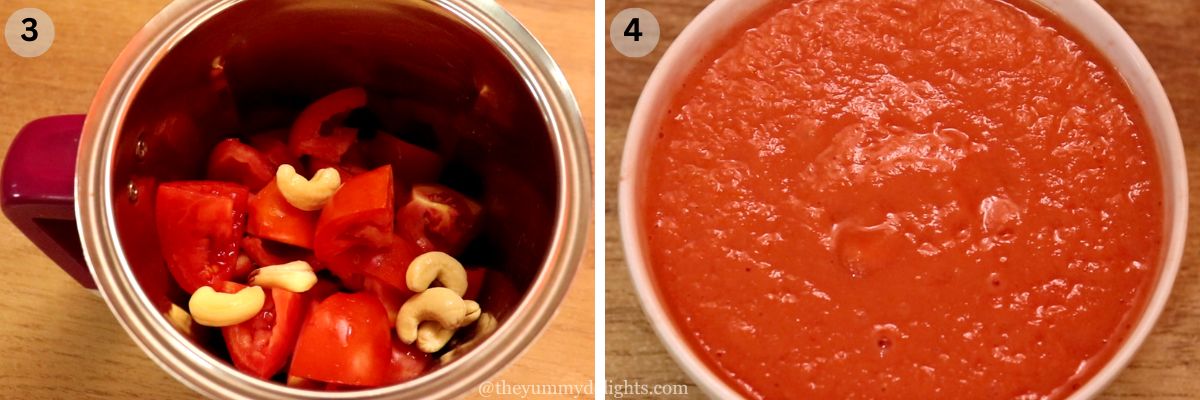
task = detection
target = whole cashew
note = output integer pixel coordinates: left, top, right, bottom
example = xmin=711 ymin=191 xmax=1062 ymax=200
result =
xmin=396 ymin=288 xmax=478 ymax=348
xmin=188 ymin=285 xmax=265 ymax=327
xmin=249 ymin=260 xmax=317 ymax=293
xmin=406 ymin=251 xmax=468 ymax=296
xmin=276 ymin=164 xmax=341 ymax=211
xmin=414 ymin=300 xmax=481 ymax=353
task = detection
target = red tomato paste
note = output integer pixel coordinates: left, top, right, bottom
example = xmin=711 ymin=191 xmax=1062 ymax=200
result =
xmin=642 ymin=0 xmax=1163 ymax=398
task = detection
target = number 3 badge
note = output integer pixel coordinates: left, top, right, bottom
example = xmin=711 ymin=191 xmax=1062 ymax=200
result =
xmin=6 ymin=8 xmax=54 ymax=58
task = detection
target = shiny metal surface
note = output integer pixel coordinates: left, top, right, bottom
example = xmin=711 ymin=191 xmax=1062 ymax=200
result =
xmin=77 ymin=0 xmax=590 ymax=398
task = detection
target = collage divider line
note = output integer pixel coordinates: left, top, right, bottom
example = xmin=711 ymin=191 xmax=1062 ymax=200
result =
xmin=593 ymin=1 xmax=607 ymax=397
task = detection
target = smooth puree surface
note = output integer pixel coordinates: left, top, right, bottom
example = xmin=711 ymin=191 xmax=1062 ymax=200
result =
xmin=641 ymin=0 xmax=1163 ymax=398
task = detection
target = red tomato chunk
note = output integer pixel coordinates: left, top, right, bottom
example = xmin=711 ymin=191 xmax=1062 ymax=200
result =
xmin=397 ymin=183 xmax=483 ymax=256
xmin=290 ymin=293 xmax=392 ymax=386
xmin=248 ymin=179 xmax=318 ymax=249
xmin=215 ymin=281 xmax=306 ymax=379
xmin=156 ymin=181 xmax=249 ymax=293
xmin=206 ymin=139 xmax=275 ymax=192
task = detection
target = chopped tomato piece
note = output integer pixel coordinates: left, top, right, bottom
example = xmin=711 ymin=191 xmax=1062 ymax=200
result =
xmin=362 ymin=238 xmax=422 ymax=292
xmin=396 ymin=184 xmax=483 ymax=255
xmin=314 ymin=165 xmax=395 ymax=283
xmin=215 ymin=281 xmax=306 ymax=379
xmin=291 ymin=293 xmax=392 ymax=386
xmin=363 ymin=276 xmax=412 ymax=326
xmin=362 ymin=133 xmax=444 ymax=184
xmin=248 ymin=179 xmax=318 ymax=249
xmin=156 ymin=181 xmax=249 ymax=293
xmin=289 ymin=87 xmax=366 ymax=162
xmin=206 ymin=139 xmax=275 ymax=192
xmin=385 ymin=339 xmax=431 ymax=384
xmin=323 ymin=251 xmax=369 ymax=290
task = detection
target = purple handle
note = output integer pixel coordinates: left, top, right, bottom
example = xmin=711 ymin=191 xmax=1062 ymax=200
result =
xmin=1 ymin=115 xmax=93 ymax=289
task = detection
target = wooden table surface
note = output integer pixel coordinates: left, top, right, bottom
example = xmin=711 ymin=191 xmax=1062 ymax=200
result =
xmin=605 ymin=1 xmax=1200 ymax=398
xmin=0 ymin=0 xmax=594 ymax=398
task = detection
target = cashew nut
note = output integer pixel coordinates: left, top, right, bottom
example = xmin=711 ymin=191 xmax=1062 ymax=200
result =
xmin=165 ymin=303 xmax=193 ymax=336
xmin=463 ymin=300 xmax=481 ymax=322
xmin=188 ymin=285 xmax=265 ymax=327
xmin=396 ymin=288 xmax=478 ymax=349
xmin=276 ymin=164 xmax=341 ymax=211
xmin=414 ymin=300 xmax=481 ymax=353
xmin=472 ymin=311 xmax=497 ymax=338
xmin=406 ymin=251 xmax=468 ymax=296
xmin=439 ymin=312 xmax=498 ymax=363
xmin=248 ymin=261 xmax=317 ymax=293
xmin=416 ymin=322 xmax=455 ymax=353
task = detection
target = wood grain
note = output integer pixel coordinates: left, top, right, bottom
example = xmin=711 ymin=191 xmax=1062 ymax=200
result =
xmin=0 ymin=0 xmax=594 ymax=398
xmin=604 ymin=1 xmax=1200 ymax=399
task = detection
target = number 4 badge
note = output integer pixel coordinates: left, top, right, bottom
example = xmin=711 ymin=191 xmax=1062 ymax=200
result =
xmin=610 ymin=8 xmax=659 ymax=58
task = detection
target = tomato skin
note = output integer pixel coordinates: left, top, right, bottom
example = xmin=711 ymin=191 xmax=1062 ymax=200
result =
xmin=362 ymin=133 xmax=443 ymax=184
xmin=385 ymin=339 xmax=431 ymax=384
xmin=314 ymin=165 xmax=395 ymax=283
xmin=206 ymin=139 xmax=275 ymax=192
xmin=361 ymin=238 xmax=422 ymax=292
xmin=248 ymin=179 xmax=318 ymax=249
xmin=396 ymin=184 xmax=483 ymax=255
xmin=215 ymin=281 xmax=306 ymax=379
xmin=323 ymin=251 xmax=370 ymax=291
xmin=290 ymin=293 xmax=392 ymax=386
xmin=156 ymin=181 xmax=249 ymax=293
xmin=363 ymin=276 xmax=413 ymax=326
xmin=290 ymin=87 xmax=366 ymax=162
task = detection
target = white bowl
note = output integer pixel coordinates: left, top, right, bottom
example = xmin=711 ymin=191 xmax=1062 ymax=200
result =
xmin=618 ymin=0 xmax=1186 ymax=398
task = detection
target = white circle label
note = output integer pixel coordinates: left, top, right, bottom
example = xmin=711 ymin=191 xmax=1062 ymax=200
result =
xmin=609 ymin=8 xmax=659 ymax=58
xmin=6 ymin=8 xmax=54 ymax=58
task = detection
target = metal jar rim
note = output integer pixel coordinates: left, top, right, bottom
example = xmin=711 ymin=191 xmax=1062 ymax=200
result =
xmin=76 ymin=0 xmax=591 ymax=398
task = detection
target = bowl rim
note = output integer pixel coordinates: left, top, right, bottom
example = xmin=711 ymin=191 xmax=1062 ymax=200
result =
xmin=618 ymin=0 xmax=1187 ymax=398
xmin=76 ymin=0 xmax=591 ymax=398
